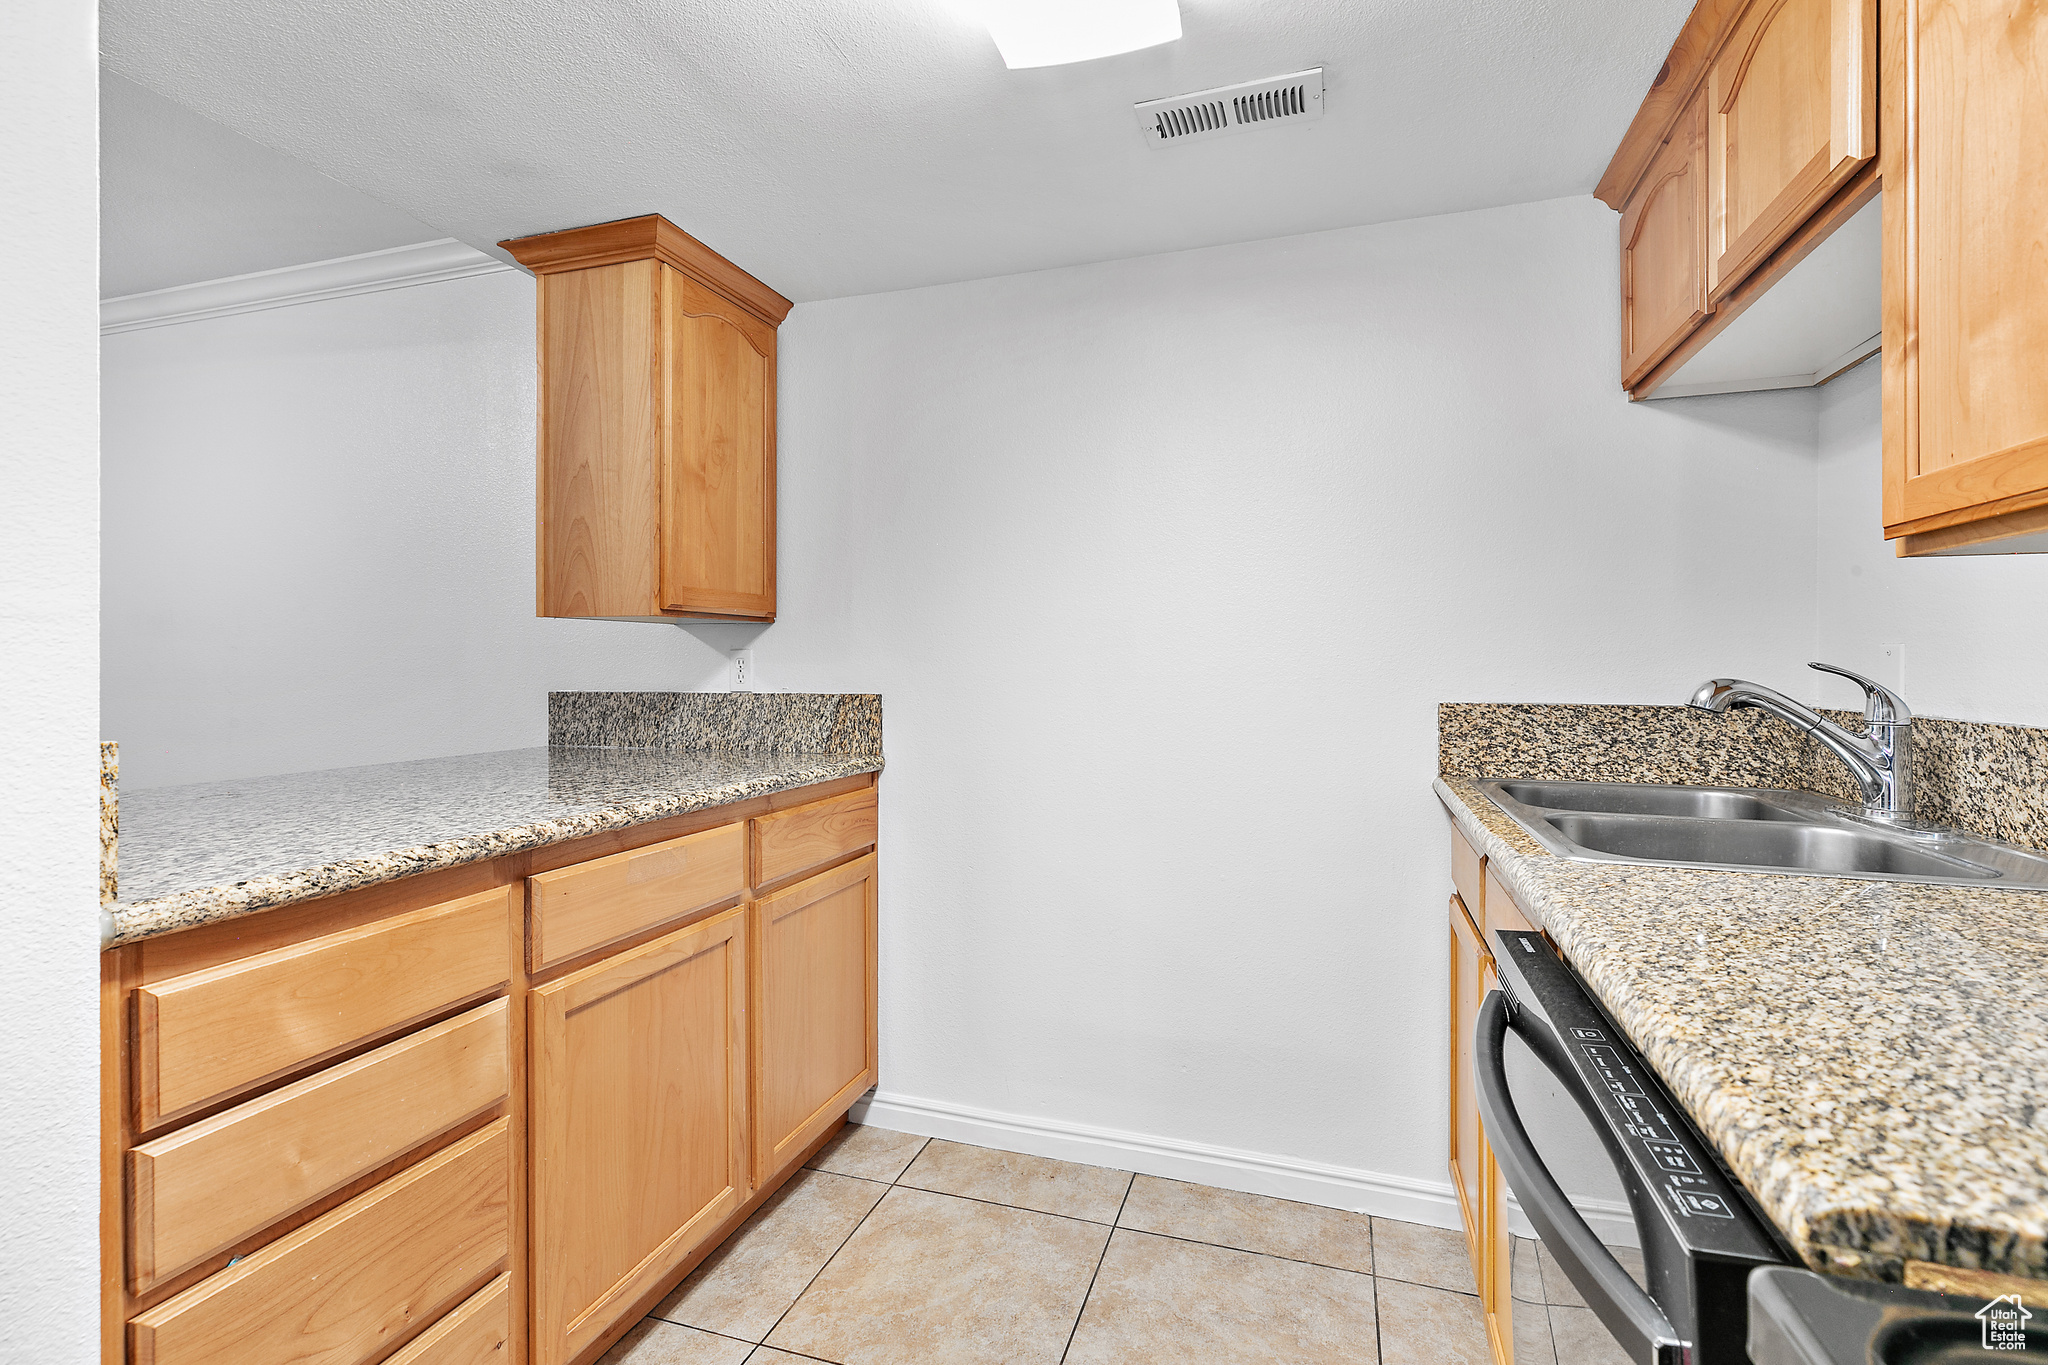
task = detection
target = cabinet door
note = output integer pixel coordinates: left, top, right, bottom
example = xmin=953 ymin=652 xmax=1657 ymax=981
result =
xmin=753 ymin=855 xmax=878 ymax=1185
xmin=530 ymin=908 xmax=748 ymax=1365
xmin=1706 ymin=0 xmax=1876 ymax=300
xmin=1621 ymin=93 xmax=1711 ymax=387
xmin=1481 ymin=1096 xmax=1516 ymax=1365
xmin=1448 ymin=895 xmax=1487 ymax=1278
xmin=1882 ymin=0 xmax=2048 ymax=550
xmin=662 ymin=269 xmax=776 ymax=619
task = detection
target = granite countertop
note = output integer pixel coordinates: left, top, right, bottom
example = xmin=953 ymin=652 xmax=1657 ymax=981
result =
xmin=106 ymin=745 xmax=882 ymax=948
xmin=1435 ymin=772 xmax=2048 ymax=1285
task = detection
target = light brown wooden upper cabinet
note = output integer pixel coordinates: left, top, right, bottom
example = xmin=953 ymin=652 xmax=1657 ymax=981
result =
xmin=1881 ymin=0 xmax=2048 ymax=556
xmin=1704 ymin=0 xmax=1876 ymax=301
xmin=1598 ymin=0 xmax=1881 ymax=402
xmin=1621 ymin=92 xmax=1711 ymax=387
xmin=500 ymin=216 xmax=792 ymax=620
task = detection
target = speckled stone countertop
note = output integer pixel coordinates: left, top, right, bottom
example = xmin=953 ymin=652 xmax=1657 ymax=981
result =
xmin=1436 ymin=754 xmax=2048 ymax=1284
xmin=107 ymin=693 xmax=884 ymax=948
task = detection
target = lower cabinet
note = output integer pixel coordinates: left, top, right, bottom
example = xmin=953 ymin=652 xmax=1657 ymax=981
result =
xmin=753 ymin=854 xmax=879 ymax=1184
xmin=529 ymin=908 xmax=750 ymax=1365
xmin=1447 ymin=821 xmax=1537 ymax=1365
xmin=105 ymin=775 xmax=881 ymax=1365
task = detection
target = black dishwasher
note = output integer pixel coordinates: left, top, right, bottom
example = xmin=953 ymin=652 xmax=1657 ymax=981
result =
xmin=1477 ymin=929 xmax=1793 ymax=1364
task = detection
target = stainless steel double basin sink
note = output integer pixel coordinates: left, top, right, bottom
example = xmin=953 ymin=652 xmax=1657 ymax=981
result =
xmin=1478 ymin=780 xmax=2048 ymax=889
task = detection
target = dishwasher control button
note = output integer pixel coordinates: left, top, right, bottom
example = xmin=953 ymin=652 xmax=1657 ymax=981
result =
xmin=1672 ymin=1189 xmax=1735 ymax=1218
xmin=1643 ymin=1139 xmax=1701 ymax=1174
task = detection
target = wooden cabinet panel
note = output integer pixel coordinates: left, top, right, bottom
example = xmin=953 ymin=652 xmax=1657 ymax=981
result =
xmin=1449 ymin=823 xmax=1486 ymax=924
xmin=753 ymin=787 xmax=879 ymax=890
xmin=129 ymin=999 xmax=507 ymax=1290
xmin=753 ymin=855 xmax=879 ymax=1184
xmin=134 ymin=887 xmax=511 ymax=1128
xmin=1482 ymin=867 xmax=1537 ymax=937
xmin=663 ymin=271 xmax=777 ymax=618
xmin=1622 ymin=93 xmax=1712 ymax=386
xmin=535 ymin=260 xmax=664 ymax=619
xmin=1706 ymin=0 xmax=1876 ymax=300
xmin=530 ymin=907 xmax=749 ymax=1365
xmin=1448 ymin=894 xmax=1487 ymax=1275
xmin=129 ymin=1118 xmax=509 ymax=1365
xmin=528 ymin=821 xmax=745 ymax=970
xmin=385 ymin=1273 xmax=511 ymax=1365
xmin=1883 ymin=0 xmax=2048 ymax=549
xmin=1480 ymin=1090 xmax=1515 ymax=1365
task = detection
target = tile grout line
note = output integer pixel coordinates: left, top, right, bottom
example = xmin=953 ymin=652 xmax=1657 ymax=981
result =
xmin=1057 ymin=1171 xmax=1135 ymax=1365
xmin=744 ymin=1135 xmax=932 ymax=1362
xmin=1371 ymin=1268 xmax=1384 ymax=1365
xmin=1105 ymin=1222 xmax=1380 ymax=1280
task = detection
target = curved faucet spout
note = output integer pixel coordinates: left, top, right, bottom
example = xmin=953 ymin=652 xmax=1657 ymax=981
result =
xmin=1686 ymin=672 xmax=1910 ymax=819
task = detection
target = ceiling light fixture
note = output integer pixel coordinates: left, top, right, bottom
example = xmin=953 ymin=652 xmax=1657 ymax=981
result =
xmin=980 ymin=0 xmax=1182 ymax=69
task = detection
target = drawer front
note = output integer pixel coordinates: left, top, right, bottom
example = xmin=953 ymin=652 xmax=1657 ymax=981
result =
xmin=130 ymin=999 xmax=509 ymax=1289
xmin=1450 ymin=822 xmax=1486 ymax=919
xmin=135 ymin=886 xmax=512 ymax=1128
xmin=1483 ymin=866 xmax=1536 ymax=937
xmin=753 ymin=787 xmax=878 ymax=888
xmin=130 ymin=1118 xmax=509 ymax=1365
xmin=386 ymin=1273 xmax=511 ymax=1365
xmin=528 ymin=821 xmax=745 ymax=969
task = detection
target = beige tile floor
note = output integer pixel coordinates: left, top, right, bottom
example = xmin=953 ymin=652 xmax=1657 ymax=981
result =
xmin=598 ymin=1125 xmax=1639 ymax=1365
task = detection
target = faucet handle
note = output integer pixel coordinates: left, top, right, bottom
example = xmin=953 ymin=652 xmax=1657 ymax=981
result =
xmin=1807 ymin=662 xmax=1911 ymax=727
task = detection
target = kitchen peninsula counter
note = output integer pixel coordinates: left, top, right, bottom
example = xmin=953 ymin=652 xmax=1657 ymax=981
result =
xmin=105 ymin=691 xmax=882 ymax=947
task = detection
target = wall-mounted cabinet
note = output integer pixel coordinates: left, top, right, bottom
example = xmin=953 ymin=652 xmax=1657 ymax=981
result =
xmin=1879 ymin=0 xmax=2048 ymax=556
xmin=1620 ymin=94 xmax=1711 ymax=387
xmin=501 ymin=216 xmax=792 ymax=621
xmin=1703 ymin=0 xmax=1875 ymax=301
xmin=1601 ymin=0 xmax=2046 ymax=555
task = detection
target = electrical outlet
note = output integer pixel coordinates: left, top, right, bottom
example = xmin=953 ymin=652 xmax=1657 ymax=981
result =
xmin=729 ymin=649 xmax=755 ymax=693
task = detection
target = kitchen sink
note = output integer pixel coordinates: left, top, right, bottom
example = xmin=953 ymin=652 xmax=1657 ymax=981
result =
xmin=1542 ymin=812 xmax=1999 ymax=878
xmin=1476 ymin=779 xmax=2048 ymax=889
xmin=1489 ymin=780 xmax=1811 ymax=822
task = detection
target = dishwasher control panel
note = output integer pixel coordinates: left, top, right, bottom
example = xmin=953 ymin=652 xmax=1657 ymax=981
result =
xmin=1491 ymin=930 xmax=1782 ymax=1260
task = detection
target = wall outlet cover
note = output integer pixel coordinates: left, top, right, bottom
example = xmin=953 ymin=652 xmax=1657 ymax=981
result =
xmin=729 ymin=649 xmax=755 ymax=693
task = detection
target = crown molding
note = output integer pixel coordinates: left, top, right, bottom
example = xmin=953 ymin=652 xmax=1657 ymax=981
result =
xmin=100 ymin=238 xmax=514 ymax=335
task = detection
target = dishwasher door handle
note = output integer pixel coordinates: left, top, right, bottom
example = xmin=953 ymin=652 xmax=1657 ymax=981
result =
xmin=1475 ymin=990 xmax=1688 ymax=1365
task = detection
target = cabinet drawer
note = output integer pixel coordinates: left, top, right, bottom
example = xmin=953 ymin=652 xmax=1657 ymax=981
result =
xmin=753 ymin=787 xmax=878 ymax=888
xmin=386 ymin=1273 xmax=511 ymax=1365
xmin=528 ymin=821 xmax=745 ymax=970
xmin=1483 ymin=866 xmax=1537 ymax=937
xmin=129 ymin=999 xmax=508 ymax=1289
xmin=130 ymin=1118 xmax=510 ymax=1365
xmin=1450 ymin=822 xmax=1486 ymax=920
xmin=135 ymin=887 xmax=512 ymax=1128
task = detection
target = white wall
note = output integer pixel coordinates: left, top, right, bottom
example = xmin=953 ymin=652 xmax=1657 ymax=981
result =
xmin=2 ymin=1 xmax=101 ymax=1359
xmin=102 ymin=270 xmax=737 ymax=790
xmin=1813 ymin=357 xmax=2048 ymax=727
xmin=759 ymin=194 xmax=1819 ymax=1208
xmin=101 ymin=193 xmax=1822 ymax=1220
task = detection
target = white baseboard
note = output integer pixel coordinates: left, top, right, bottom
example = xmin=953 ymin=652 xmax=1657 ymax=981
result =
xmin=850 ymin=1089 xmax=1638 ymax=1247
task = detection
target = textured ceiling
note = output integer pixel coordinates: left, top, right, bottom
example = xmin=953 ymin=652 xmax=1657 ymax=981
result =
xmin=100 ymin=71 xmax=439 ymax=297
xmin=99 ymin=0 xmax=1689 ymax=302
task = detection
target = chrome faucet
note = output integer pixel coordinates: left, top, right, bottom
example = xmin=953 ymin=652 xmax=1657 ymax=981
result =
xmin=1688 ymin=663 xmax=1914 ymax=822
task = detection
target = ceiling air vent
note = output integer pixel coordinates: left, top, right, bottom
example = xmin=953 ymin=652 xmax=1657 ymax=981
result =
xmin=1134 ymin=68 xmax=1325 ymax=147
